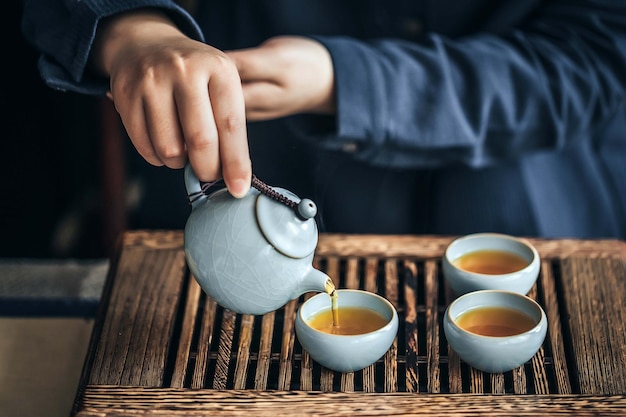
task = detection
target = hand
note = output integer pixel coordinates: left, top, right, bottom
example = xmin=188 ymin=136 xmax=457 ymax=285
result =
xmin=226 ymin=36 xmax=336 ymax=120
xmin=91 ymin=10 xmax=251 ymax=197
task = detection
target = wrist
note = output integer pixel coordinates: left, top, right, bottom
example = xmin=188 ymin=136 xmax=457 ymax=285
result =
xmin=90 ymin=9 xmax=182 ymax=76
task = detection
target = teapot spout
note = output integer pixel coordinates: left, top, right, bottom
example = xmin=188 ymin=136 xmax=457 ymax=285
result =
xmin=301 ymin=268 xmax=335 ymax=296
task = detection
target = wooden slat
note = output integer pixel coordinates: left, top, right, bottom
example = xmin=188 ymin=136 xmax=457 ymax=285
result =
xmin=233 ymin=314 xmax=254 ymax=389
xmin=491 ymin=373 xmax=505 ymax=394
xmin=320 ymin=256 xmax=339 ymax=391
xmin=384 ymin=260 xmax=399 ymax=308
xmin=190 ymin=296 xmax=217 ymax=389
xmin=340 ymin=373 xmax=355 ymax=392
xmin=561 ymin=258 xmax=626 ymax=395
xmin=254 ymin=311 xmax=275 ymax=391
xmin=531 ymin=348 xmax=549 ymax=395
xmin=321 ymin=369 xmax=334 ymax=392
xmin=277 ymin=299 xmax=297 ymax=390
xmin=384 ymin=260 xmax=399 ymax=393
xmin=445 ymin=281 xmax=462 ymax=394
xmin=345 ymin=257 xmax=359 ymax=289
xmin=118 ymin=231 xmax=625 ymax=259
xmin=89 ymin=246 xmax=186 ymax=386
xmin=540 ymin=260 xmax=572 ymax=394
xmin=364 ymin=257 xmax=378 ymax=293
xmin=170 ymin=278 xmax=202 ymax=388
xmin=315 ymin=234 xmax=626 ymax=259
xmin=213 ymin=309 xmax=237 ymax=390
xmin=340 ymin=257 xmax=359 ymax=392
xmin=118 ymin=230 xmax=180 ymax=247
xmin=424 ymin=260 xmax=440 ymax=394
xmin=403 ymin=260 xmax=419 ymax=393
xmin=362 ymin=257 xmax=378 ymax=394
xmin=135 ymin=250 xmax=184 ymax=386
xmin=512 ymin=366 xmax=527 ymax=394
xmin=527 ymin=284 xmax=550 ymax=395
xmin=326 ymin=256 xmax=340 ymax=288
xmin=117 ymin=231 xmax=625 ymax=262
xmin=470 ymin=368 xmax=484 ymax=394
xmin=362 ymin=365 xmax=376 ymax=393
xmin=298 ymin=255 xmax=318 ymax=393
xmin=78 ymin=387 xmax=626 ymax=416
xmin=384 ymin=340 xmax=399 ymax=393
xmin=299 ymin=346 xmax=313 ymax=391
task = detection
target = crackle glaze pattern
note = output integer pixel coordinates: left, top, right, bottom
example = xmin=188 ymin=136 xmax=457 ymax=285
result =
xmin=184 ymin=181 xmax=329 ymax=315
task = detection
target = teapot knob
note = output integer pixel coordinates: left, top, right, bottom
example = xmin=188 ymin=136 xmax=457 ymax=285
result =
xmin=297 ymin=199 xmax=317 ymax=220
xmin=256 ymin=188 xmax=319 ymax=259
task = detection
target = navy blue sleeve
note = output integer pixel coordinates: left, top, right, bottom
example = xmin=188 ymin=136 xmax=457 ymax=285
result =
xmin=21 ymin=0 xmax=204 ymax=95
xmin=313 ymin=0 xmax=626 ymax=169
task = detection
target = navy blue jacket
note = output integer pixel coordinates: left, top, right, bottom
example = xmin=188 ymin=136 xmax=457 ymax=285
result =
xmin=22 ymin=0 xmax=626 ymax=237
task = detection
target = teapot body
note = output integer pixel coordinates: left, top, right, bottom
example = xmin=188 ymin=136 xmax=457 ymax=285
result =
xmin=184 ymin=187 xmax=326 ymax=315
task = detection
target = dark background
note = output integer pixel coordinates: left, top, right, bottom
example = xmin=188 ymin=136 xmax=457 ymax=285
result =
xmin=2 ymin=2 xmax=108 ymax=259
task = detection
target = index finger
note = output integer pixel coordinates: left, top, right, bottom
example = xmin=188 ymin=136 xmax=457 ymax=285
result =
xmin=208 ymin=67 xmax=252 ymax=198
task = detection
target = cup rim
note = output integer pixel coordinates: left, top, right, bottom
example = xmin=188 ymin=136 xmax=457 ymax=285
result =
xmin=445 ymin=289 xmax=546 ymax=340
xmin=444 ymin=233 xmax=539 ymax=278
xmin=297 ymin=289 xmax=398 ymax=338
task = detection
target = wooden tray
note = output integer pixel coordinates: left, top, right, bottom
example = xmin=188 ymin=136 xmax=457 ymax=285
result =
xmin=72 ymin=231 xmax=626 ymax=416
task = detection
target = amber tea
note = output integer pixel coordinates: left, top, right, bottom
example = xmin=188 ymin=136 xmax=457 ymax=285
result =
xmin=455 ymin=306 xmax=536 ymax=337
xmin=324 ymin=279 xmax=340 ymax=327
xmin=308 ymin=306 xmax=388 ymax=335
xmin=453 ymin=249 xmax=528 ymax=274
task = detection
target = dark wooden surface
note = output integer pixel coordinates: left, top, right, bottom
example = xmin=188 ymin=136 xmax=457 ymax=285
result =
xmin=73 ymin=231 xmax=626 ymax=416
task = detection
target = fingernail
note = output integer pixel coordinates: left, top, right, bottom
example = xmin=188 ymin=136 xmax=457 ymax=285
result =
xmin=230 ymin=179 xmax=250 ymax=198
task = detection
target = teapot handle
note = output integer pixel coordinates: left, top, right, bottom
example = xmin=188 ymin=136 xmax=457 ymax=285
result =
xmin=184 ymin=164 xmax=206 ymax=209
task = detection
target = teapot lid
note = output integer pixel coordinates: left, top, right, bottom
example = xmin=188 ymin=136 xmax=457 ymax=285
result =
xmin=256 ymin=187 xmax=318 ymax=259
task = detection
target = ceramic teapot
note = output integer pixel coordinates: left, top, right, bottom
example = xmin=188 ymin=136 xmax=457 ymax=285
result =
xmin=183 ymin=165 xmax=333 ymax=315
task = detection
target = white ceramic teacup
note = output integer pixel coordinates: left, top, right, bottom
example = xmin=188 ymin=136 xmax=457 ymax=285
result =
xmin=295 ymin=289 xmax=398 ymax=373
xmin=443 ymin=290 xmax=547 ymax=373
xmin=442 ymin=233 xmax=540 ymax=296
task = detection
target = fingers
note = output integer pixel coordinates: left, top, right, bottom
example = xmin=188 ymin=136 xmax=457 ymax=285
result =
xmin=112 ymin=87 xmax=164 ymax=167
xmin=108 ymin=39 xmax=251 ymax=198
xmin=207 ymin=67 xmax=251 ymax=198
xmin=161 ymin=55 xmax=251 ymax=197
xmin=144 ymin=89 xmax=187 ymax=169
xmin=174 ymin=79 xmax=220 ymax=181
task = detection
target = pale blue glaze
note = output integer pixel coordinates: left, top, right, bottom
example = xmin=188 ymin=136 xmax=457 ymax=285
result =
xmin=442 ymin=233 xmax=540 ymax=296
xmin=443 ymin=290 xmax=547 ymax=373
xmin=184 ymin=164 xmax=330 ymax=315
xmin=295 ymin=289 xmax=398 ymax=373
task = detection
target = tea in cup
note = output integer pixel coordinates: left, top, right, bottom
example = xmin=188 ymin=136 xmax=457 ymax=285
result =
xmin=295 ymin=289 xmax=398 ymax=372
xmin=442 ymin=233 xmax=540 ymax=295
xmin=443 ymin=290 xmax=547 ymax=373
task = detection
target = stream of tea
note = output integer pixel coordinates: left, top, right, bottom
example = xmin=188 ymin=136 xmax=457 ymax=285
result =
xmin=325 ymin=278 xmax=339 ymax=327
xmin=311 ymin=279 xmax=388 ymax=335
xmin=309 ymin=280 xmax=389 ymax=335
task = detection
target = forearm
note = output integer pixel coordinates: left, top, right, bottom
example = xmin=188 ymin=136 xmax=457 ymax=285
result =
xmin=313 ymin=0 xmax=626 ymax=169
xmin=21 ymin=0 xmax=203 ymax=95
xmin=91 ymin=9 xmax=186 ymax=77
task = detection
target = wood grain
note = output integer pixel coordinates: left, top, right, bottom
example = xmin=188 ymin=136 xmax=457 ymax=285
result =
xmin=88 ymin=245 xmax=186 ymax=386
xmin=73 ymin=231 xmax=626 ymax=416
xmin=314 ymin=234 xmax=626 ymax=259
xmin=77 ymin=387 xmax=626 ymax=416
xmin=119 ymin=231 xmax=626 ymax=258
xmin=539 ymin=260 xmax=572 ymax=394
xmin=560 ymin=258 xmax=626 ymax=395
xmin=170 ymin=277 xmax=201 ymax=388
